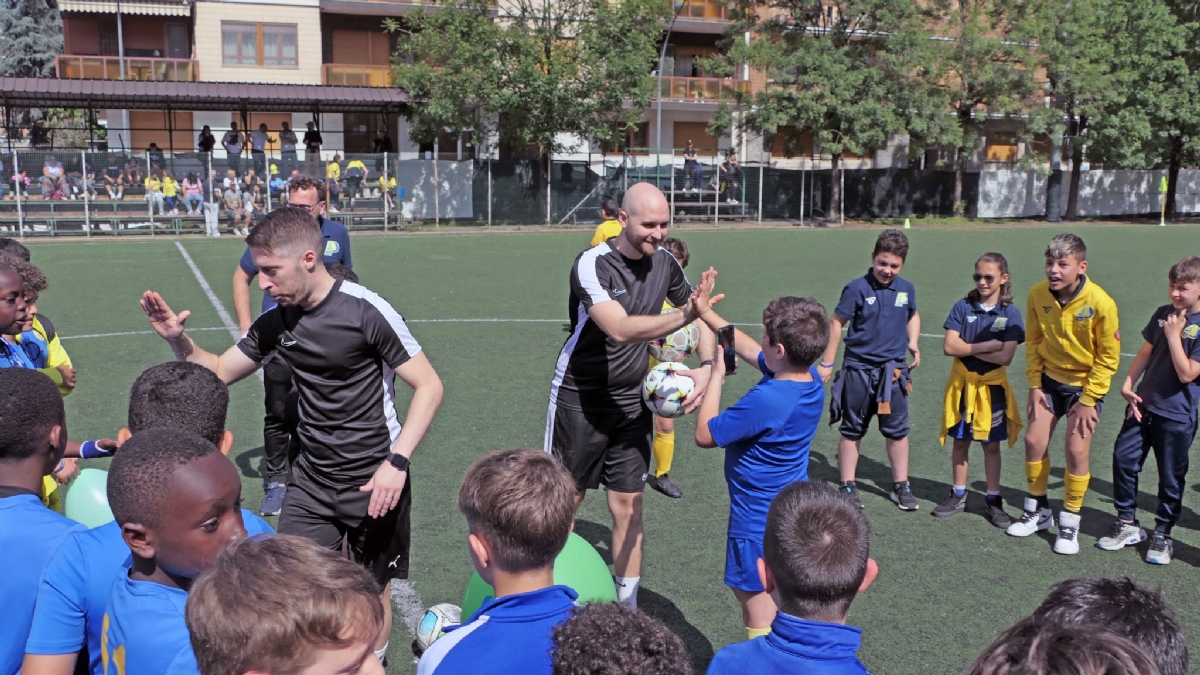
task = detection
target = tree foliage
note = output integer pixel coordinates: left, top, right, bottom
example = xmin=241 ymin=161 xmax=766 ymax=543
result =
xmin=0 ymin=0 xmax=64 ymax=78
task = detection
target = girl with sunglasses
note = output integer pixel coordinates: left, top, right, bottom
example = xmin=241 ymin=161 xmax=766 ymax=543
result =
xmin=933 ymin=252 xmax=1025 ymax=528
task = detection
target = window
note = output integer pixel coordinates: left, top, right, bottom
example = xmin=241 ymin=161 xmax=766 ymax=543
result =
xmin=222 ymin=22 xmax=297 ymax=68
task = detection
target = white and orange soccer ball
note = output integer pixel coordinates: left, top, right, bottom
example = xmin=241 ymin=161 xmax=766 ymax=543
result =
xmin=648 ymin=308 xmax=700 ymax=362
xmin=642 ymin=362 xmax=695 ymax=418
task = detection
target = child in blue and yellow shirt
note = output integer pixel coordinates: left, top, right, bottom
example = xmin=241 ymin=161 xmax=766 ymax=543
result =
xmin=818 ymin=229 xmax=921 ymax=510
xmin=1008 ymin=233 xmax=1120 ymax=555
xmin=1098 ymin=256 xmax=1200 ymax=565
xmin=934 ymin=253 xmax=1024 ymax=527
xmin=693 ymin=269 xmax=828 ymax=640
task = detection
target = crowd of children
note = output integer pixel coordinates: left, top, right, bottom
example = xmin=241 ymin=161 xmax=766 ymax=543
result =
xmin=3 ymin=185 xmax=1200 ymax=675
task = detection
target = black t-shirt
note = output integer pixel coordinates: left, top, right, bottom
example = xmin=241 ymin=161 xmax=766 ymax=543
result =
xmin=303 ymin=130 xmax=323 ymax=152
xmin=551 ymin=241 xmax=692 ymax=413
xmin=198 ymin=134 xmax=216 ymax=152
xmin=237 ymin=279 xmax=422 ymax=486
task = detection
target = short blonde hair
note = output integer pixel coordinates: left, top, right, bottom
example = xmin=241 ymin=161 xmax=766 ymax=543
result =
xmin=186 ymin=535 xmax=383 ymax=675
xmin=1046 ymin=233 xmax=1086 ymax=261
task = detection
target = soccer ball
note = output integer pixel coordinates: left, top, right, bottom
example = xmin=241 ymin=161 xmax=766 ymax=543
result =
xmin=649 ymin=309 xmax=700 ymax=362
xmin=642 ymin=362 xmax=695 ymax=418
xmin=416 ymin=603 xmax=461 ymax=654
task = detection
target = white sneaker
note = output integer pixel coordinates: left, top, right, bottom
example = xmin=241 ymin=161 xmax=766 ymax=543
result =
xmin=1006 ymin=498 xmax=1053 ymax=537
xmin=1146 ymin=532 xmax=1173 ymax=565
xmin=1096 ymin=519 xmax=1146 ymax=551
xmin=1054 ymin=511 xmax=1081 ymax=555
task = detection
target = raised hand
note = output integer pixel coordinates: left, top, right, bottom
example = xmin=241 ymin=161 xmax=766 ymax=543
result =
xmin=140 ymin=291 xmax=191 ymax=341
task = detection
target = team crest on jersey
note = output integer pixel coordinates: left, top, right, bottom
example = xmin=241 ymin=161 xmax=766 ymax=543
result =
xmin=1159 ymin=319 xmax=1167 ymax=328
xmin=895 ymin=292 xmax=909 ymax=307
xmin=866 ymin=297 xmax=876 ymax=305
xmin=324 ymin=240 xmax=340 ymax=257
xmin=1186 ymin=324 xmax=1200 ymax=340
xmin=967 ymin=316 xmax=978 ymax=323
xmin=1043 ymin=306 xmax=1052 ymax=313
xmin=1075 ymin=306 xmax=1094 ymax=321
xmin=991 ymin=317 xmax=1007 ymax=331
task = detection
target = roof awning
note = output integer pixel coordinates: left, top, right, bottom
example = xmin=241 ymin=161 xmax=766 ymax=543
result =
xmin=58 ymin=0 xmax=191 ymax=16
xmin=0 ymin=78 xmax=409 ymax=114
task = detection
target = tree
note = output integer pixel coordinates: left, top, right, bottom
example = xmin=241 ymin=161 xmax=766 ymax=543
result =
xmin=710 ymin=0 xmax=929 ymax=222
xmin=1155 ymin=0 xmax=1200 ymax=218
xmin=388 ymin=0 xmax=668 ymax=220
xmin=916 ymin=0 xmax=1044 ymax=216
xmin=1 ymin=0 xmax=65 ymax=145
xmin=1031 ymin=0 xmax=1188 ymax=220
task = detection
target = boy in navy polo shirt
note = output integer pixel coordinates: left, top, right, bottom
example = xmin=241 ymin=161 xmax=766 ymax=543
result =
xmin=933 ymin=253 xmax=1025 ymax=527
xmin=417 ymin=449 xmax=579 ymax=675
xmin=817 ymin=229 xmax=921 ymax=510
xmin=706 ymin=481 xmax=877 ymax=675
xmin=1098 ymin=256 xmax=1200 ymax=565
xmin=0 ymin=368 xmax=84 ymax=675
xmin=23 ymin=362 xmax=272 ymax=675
xmin=692 ymin=272 xmax=829 ymax=641
xmin=101 ymin=428 xmax=251 ymax=675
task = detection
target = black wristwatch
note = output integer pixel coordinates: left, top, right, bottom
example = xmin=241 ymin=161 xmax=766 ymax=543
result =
xmin=386 ymin=452 xmax=411 ymax=472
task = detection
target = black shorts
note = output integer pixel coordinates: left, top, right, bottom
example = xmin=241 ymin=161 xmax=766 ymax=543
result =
xmin=278 ymin=462 xmax=411 ymax=587
xmin=836 ymin=367 xmax=910 ymax=440
xmin=545 ymin=404 xmax=653 ymax=493
xmin=1041 ymin=374 xmax=1104 ymax=419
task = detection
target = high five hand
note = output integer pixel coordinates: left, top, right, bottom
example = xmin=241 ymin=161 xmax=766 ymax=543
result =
xmin=140 ymin=291 xmax=191 ymax=341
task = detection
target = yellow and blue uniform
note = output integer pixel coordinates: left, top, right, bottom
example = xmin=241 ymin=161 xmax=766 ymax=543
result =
xmin=1024 ymin=275 xmax=1120 ymax=513
xmin=0 ymin=488 xmax=86 ymax=675
xmin=939 ymin=299 xmax=1024 ymax=447
xmin=22 ymin=314 xmax=74 ymax=396
xmin=102 ymin=562 xmax=193 ymax=675
xmin=707 ymin=354 xmax=824 ymax=593
xmin=29 ymin=513 xmax=272 ymax=675
xmin=590 ymin=219 xmax=622 ymax=247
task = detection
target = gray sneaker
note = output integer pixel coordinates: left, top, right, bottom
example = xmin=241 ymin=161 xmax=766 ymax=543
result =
xmin=1006 ymin=498 xmax=1053 ymax=537
xmin=1146 ymin=532 xmax=1173 ymax=565
xmin=839 ymin=481 xmax=864 ymax=509
xmin=260 ymin=481 xmax=287 ymax=516
xmin=1096 ymin=519 xmax=1146 ymax=551
xmin=931 ymin=491 xmax=967 ymax=518
xmin=891 ymin=481 xmax=919 ymax=511
xmin=985 ymin=497 xmax=1013 ymax=529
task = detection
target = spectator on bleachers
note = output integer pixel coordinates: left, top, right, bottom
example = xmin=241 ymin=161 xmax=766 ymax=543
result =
xmin=223 ymin=169 xmax=238 ymax=192
xmin=221 ymin=183 xmax=251 ymax=236
xmin=162 ymin=173 xmax=180 ymax=215
xmin=223 ymin=123 xmax=245 ymax=176
xmin=0 ymin=157 xmax=5 ymax=199
xmin=198 ymin=125 xmax=216 ymax=154
xmin=147 ymin=143 xmax=165 ymax=169
xmin=242 ymin=168 xmax=261 ymax=201
xmin=11 ymin=170 xmax=30 ymax=199
xmin=144 ymin=171 xmax=165 ymax=215
xmin=251 ymin=123 xmax=275 ymax=176
xmin=103 ymin=169 xmax=125 ymax=200
xmin=344 ymin=157 xmax=367 ymax=203
xmin=183 ymin=172 xmax=204 ymax=215
xmin=326 ymin=154 xmax=343 ymax=213
xmin=40 ymin=156 xmax=69 ymax=200
xmin=203 ymin=170 xmax=221 ymax=237
xmin=124 ymin=158 xmax=142 ymax=186
xmin=280 ymin=122 xmax=298 ymax=175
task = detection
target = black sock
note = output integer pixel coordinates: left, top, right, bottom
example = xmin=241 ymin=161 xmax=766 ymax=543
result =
xmin=1034 ymin=495 xmax=1050 ymax=510
xmin=986 ymin=494 xmax=1003 ymax=505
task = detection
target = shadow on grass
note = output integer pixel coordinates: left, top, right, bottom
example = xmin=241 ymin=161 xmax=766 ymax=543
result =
xmin=573 ymin=519 xmax=614 ymax=566
xmin=640 ymin=585 xmax=717 ymax=675
xmin=234 ymin=445 xmax=265 ymax=481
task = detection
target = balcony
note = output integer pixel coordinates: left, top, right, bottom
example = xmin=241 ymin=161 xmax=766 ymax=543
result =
xmin=657 ymin=76 xmax=748 ymax=102
xmin=56 ymin=55 xmax=198 ymax=82
xmin=674 ymin=0 xmax=728 ymax=21
xmin=323 ymin=63 xmax=391 ymax=87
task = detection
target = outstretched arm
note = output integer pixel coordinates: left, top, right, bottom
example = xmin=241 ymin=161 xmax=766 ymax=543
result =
xmin=140 ymin=291 xmax=260 ymax=383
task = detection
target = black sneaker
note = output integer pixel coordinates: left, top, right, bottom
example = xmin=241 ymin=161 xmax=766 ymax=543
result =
xmin=648 ymin=473 xmax=683 ymax=499
xmin=891 ymin=481 xmax=919 ymax=511
xmin=985 ymin=497 xmax=1013 ymax=529
xmin=932 ymin=491 xmax=967 ymax=518
xmin=839 ymin=481 xmax=863 ymax=509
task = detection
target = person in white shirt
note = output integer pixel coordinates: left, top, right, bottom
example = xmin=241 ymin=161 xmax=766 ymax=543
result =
xmin=280 ymin=122 xmax=299 ymax=176
xmin=223 ymin=123 xmax=245 ymax=176
xmin=250 ymin=123 xmax=275 ymax=177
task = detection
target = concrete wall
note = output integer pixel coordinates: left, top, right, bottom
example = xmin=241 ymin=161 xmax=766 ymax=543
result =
xmin=194 ymin=0 xmax=322 ymax=84
xmin=978 ymin=169 xmax=1200 ymax=218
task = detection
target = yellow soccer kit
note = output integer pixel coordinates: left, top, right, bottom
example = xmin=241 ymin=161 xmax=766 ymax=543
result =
xmin=591 ymin=219 xmax=623 ymax=247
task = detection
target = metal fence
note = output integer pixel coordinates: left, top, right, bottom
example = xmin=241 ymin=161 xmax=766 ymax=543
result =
xmin=1 ymin=148 xmax=1194 ymax=236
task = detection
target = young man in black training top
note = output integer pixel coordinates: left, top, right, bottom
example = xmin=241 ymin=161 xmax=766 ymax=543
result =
xmin=230 ymin=175 xmax=352 ymax=517
xmin=545 ymin=182 xmax=714 ymax=609
xmin=141 ymin=206 xmax=443 ymax=663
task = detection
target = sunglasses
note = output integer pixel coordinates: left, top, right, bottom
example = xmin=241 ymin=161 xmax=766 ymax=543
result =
xmin=972 ymin=274 xmax=997 ymax=283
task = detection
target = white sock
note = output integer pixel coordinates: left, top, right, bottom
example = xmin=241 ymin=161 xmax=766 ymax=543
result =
xmin=375 ymin=642 xmax=388 ymax=663
xmin=614 ymin=576 xmax=640 ymax=608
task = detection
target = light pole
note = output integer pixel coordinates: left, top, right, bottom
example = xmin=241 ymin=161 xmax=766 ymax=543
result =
xmin=654 ymin=0 xmax=687 ymax=185
xmin=116 ymin=0 xmax=126 ymax=80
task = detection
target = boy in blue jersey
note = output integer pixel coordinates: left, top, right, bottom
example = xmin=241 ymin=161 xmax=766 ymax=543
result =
xmin=100 ymin=428 xmax=251 ymax=675
xmin=23 ymin=361 xmax=273 ymax=675
xmin=1098 ymin=256 xmax=1200 ymax=565
xmin=417 ymin=449 xmax=579 ymax=675
xmin=706 ymin=481 xmax=877 ymax=675
xmin=818 ymin=229 xmax=921 ymax=511
xmin=0 ymin=368 xmax=85 ymax=675
xmin=692 ymin=271 xmax=829 ymax=640
xmin=186 ymin=535 xmax=385 ymax=675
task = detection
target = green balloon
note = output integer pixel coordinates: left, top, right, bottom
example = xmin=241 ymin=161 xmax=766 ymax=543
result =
xmin=65 ymin=468 xmax=114 ymax=529
xmin=461 ymin=532 xmax=618 ymax=618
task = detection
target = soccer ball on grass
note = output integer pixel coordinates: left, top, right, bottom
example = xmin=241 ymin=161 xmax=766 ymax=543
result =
xmin=416 ymin=603 xmax=462 ymax=654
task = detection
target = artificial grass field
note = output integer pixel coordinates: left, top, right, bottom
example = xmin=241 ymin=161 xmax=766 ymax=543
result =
xmin=31 ymin=223 xmax=1200 ymax=675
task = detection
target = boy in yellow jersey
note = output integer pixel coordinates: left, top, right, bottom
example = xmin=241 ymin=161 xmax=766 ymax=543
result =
xmin=1007 ymin=234 xmax=1120 ymax=555
xmin=589 ymin=198 xmax=623 ymax=247
xmin=646 ymin=237 xmax=693 ymax=499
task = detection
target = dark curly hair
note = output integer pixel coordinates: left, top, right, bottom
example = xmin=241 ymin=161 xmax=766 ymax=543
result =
xmin=107 ymin=428 xmax=219 ymax=528
xmin=551 ymin=603 xmax=691 ymax=675
xmin=0 ymin=369 xmax=64 ymax=462
xmin=0 ymin=252 xmax=47 ymax=301
xmin=127 ymin=362 xmax=229 ymax=445
xmin=287 ymin=174 xmax=327 ymax=204
xmin=0 ymin=237 xmax=31 ymax=262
